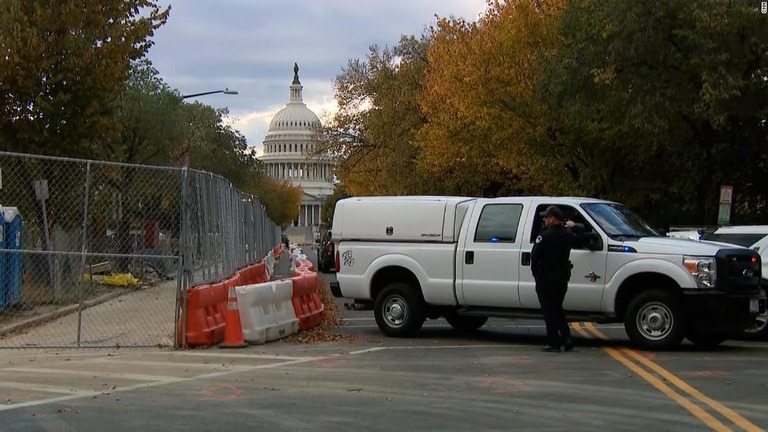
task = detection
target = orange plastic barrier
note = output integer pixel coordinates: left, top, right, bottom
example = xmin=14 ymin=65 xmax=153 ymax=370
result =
xmin=253 ymin=262 xmax=268 ymax=284
xmin=211 ymin=282 xmax=227 ymax=329
xmin=179 ymin=284 xmax=226 ymax=347
xmin=294 ymin=258 xmax=314 ymax=273
xmin=236 ymin=269 xmax=246 ymax=286
xmin=290 ymin=272 xmax=323 ymax=331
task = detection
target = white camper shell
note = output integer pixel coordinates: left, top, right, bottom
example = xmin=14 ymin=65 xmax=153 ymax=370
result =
xmin=332 ymin=196 xmax=474 ymax=244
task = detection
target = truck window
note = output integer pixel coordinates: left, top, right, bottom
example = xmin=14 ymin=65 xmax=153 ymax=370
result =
xmin=530 ymin=204 xmax=597 ymax=250
xmin=474 ymin=204 xmax=523 ymax=243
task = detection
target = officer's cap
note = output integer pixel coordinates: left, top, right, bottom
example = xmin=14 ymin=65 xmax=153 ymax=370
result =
xmin=539 ymin=205 xmax=564 ymax=220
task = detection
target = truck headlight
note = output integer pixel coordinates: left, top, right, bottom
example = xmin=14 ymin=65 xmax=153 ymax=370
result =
xmin=683 ymin=256 xmax=716 ymax=288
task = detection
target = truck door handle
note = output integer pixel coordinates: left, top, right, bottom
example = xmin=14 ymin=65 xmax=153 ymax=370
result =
xmin=585 ymin=271 xmax=601 ymax=282
xmin=521 ymin=252 xmax=531 ymax=266
xmin=465 ymin=251 xmax=474 ymax=265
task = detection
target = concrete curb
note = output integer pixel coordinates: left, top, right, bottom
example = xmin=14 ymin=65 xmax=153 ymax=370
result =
xmin=0 ymin=289 xmax=131 ymax=338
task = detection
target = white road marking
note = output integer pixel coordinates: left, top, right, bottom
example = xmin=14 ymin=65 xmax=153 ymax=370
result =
xmin=168 ymin=352 xmax=315 ymax=361
xmin=383 ymin=344 xmax=516 ymax=350
xmin=0 ymin=357 xmax=321 ymax=412
xmin=86 ymin=359 xmax=253 ymax=370
xmin=2 ymin=367 xmax=180 ymax=382
xmin=341 ymin=323 xmax=624 ymax=329
xmin=0 ymin=381 xmax=88 ymax=395
xmin=342 ymin=325 xmax=449 ymax=329
xmin=348 ymin=347 xmax=386 ymax=355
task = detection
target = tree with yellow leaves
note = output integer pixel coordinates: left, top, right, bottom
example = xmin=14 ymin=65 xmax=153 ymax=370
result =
xmin=316 ymin=35 xmax=441 ymax=196
xmin=417 ymin=0 xmax=568 ymax=197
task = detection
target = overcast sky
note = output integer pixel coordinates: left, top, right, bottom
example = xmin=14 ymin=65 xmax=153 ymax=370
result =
xmin=147 ymin=1 xmax=487 ymax=155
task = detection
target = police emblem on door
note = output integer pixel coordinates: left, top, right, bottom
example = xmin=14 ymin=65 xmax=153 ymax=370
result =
xmin=386 ymin=226 xmax=393 ymax=236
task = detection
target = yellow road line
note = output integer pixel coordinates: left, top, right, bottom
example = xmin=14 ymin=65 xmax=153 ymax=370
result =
xmin=583 ymin=322 xmax=608 ymax=340
xmin=570 ymin=322 xmax=592 ymax=339
xmin=580 ymin=322 xmax=750 ymax=431
xmin=603 ymin=347 xmax=732 ymax=432
xmin=621 ymin=348 xmax=762 ymax=432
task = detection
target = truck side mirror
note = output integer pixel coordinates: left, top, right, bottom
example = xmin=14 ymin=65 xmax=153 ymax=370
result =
xmin=586 ymin=232 xmax=603 ymax=251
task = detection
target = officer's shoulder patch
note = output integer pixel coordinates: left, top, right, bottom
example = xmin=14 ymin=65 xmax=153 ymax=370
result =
xmin=535 ymin=235 xmax=542 ymax=244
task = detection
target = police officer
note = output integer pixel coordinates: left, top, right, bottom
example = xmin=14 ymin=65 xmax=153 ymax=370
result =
xmin=531 ymin=205 xmax=579 ymax=352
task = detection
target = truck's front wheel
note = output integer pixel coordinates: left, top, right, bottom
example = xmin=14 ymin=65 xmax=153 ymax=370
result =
xmin=374 ymin=283 xmax=426 ymax=337
xmin=624 ymin=289 xmax=685 ymax=350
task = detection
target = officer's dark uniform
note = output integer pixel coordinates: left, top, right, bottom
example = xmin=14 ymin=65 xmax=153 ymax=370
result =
xmin=531 ymin=206 xmax=578 ymax=352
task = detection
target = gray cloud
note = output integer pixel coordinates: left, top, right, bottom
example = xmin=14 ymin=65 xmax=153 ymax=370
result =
xmin=148 ymin=0 xmax=486 ymax=149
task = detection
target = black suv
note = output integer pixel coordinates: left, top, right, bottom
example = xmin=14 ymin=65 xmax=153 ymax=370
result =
xmin=316 ymin=231 xmax=335 ymax=273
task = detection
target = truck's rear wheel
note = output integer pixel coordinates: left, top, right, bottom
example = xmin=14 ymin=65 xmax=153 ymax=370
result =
xmin=624 ymin=289 xmax=685 ymax=350
xmin=374 ymin=283 xmax=426 ymax=337
xmin=444 ymin=312 xmax=488 ymax=332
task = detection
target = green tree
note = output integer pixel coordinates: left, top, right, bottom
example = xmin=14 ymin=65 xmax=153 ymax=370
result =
xmin=109 ymin=59 xmax=185 ymax=166
xmin=537 ymin=0 xmax=768 ymax=225
xmin=250 ymin=175 xmax=302 ymax=229
xmin=0 ymin=0 xmax=170 ymax=157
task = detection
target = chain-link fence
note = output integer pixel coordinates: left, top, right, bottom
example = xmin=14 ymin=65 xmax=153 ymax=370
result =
xmin=0 ymin=151 xmax=281 ymax=349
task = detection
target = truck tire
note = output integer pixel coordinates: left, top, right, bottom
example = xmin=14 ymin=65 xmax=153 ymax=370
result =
xmin=444 ymin=312 xmax=488 ymax=332
xmin=624 ymin=289 xmax=685 ymax=350
xmin=743 ymin=288 xmax=767 ymax=340
xmin=374 ymin=283 xmax=426 ymax=337
xmin=743 ymin=314 xmax=768 ymax=340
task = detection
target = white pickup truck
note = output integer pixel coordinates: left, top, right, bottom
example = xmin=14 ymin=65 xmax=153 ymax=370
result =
xmin=328 ymin=196 xmax=766 ymax=350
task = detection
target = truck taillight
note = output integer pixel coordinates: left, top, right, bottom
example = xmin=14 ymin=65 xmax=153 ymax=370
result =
xmin=335 ymin=249 xmax=340 ymax=272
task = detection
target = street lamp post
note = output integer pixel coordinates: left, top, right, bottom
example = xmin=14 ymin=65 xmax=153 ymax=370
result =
xmin=176 ymin=88 xmax=238 ymax=167
xmin=181 ymin=88 xmax=238 ymax=100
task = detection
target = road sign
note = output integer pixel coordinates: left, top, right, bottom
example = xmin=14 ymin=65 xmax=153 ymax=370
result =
xmin=719 ymin=185 xmax=733 ymax=205
xmin=718 ymin=185 xmax=733 ymax=225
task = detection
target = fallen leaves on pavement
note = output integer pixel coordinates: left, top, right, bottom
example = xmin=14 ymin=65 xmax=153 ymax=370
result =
xmin=285 ymin=277 xmax=356 ymax=344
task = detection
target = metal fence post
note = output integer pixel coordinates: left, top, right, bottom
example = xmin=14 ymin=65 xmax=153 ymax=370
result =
xmin=76 ymin=161 xmax=91 ymax=347
xmin=176 ymin=166 xmax=190 ymax=349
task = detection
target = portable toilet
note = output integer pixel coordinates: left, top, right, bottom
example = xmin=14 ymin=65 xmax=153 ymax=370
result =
xmin=1 ymin=207 xmax=22 ymax=306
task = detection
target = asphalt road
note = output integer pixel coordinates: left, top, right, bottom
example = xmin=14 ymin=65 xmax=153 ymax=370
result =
xmin=0 ymin=248 xmax=766 ymax=431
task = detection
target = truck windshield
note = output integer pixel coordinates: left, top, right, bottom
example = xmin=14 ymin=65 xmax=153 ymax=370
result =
xmin=581 ymin=202 xmax=661 ymax=239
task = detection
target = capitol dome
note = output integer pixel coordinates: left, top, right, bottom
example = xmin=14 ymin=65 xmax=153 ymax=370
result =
xmin=268 ymin=103 xmax=321 ymax=131
xmin=259 ymin=63 xmax=334 ymax=241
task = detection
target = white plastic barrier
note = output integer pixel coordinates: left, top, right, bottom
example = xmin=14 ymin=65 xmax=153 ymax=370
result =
xmin=271 ymin=279 xmax=300 ymax=340
xmin=236 ymin=281 xmax=299 ymax=345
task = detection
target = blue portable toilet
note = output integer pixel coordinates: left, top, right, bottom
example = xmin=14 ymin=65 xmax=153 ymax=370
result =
xmin=1 ymin=207 xmax=22 ymax=306
xmin=0 ymin=220 xmax=5 ymax=311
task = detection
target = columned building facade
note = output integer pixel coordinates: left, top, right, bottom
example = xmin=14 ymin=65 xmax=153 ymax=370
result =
xmin=259 ymin=63 xmax=334 ymax=242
